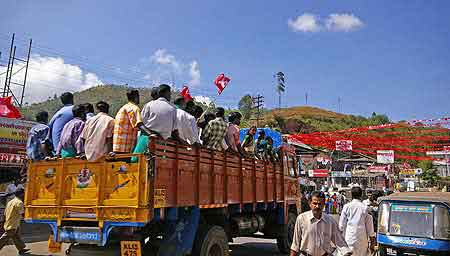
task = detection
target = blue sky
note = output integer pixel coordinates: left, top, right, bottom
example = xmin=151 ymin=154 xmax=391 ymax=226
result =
xmin=1 ymin=0 xmax=449 ymax=121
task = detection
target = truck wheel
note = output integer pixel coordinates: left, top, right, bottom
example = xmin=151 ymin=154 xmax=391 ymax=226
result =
xmin=276 ymin=212 xmax=297 ymax=254
xmin=192 ymin=225 xmax=229 ymax=256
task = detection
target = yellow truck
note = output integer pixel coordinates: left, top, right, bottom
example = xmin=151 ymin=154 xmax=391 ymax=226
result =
xmin=25 ymin=138 xmax=301 ymax=256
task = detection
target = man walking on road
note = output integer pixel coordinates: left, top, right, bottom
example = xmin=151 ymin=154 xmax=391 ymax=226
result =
xmin=290 ymin=191 xmax=352 ymax=256
xmin=339 ymin=186 xmax=376 ymax=256
xmin=0 ymin=188 xmax=30 ymax=255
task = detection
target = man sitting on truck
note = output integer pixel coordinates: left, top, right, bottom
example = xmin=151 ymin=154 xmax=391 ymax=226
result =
xmin=141 ymin=84 xmax=178 ymax=140
xmin=113 ymin=89 xmax=152 ymax=153
xmin=26 ymin=111 xmax=50 ymax=161
xmin=174 ymin=96 xmax=200 ymax=145
xmin=226 ymin=112 xmax=244 ymax=156
xmin=47 ymin=92 xmax=74 ymax=153
xmin=56 ymin=104 xmax=86 ymax=158
xmin=201 ymin=107 xmax=228 ymax=150
xmin=80 ymin=101 xmax=115 ymax=161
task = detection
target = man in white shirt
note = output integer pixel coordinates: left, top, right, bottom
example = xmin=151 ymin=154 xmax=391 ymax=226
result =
xmin=174 ymin=97 xmax=200 ymax=145
xmin=290 ymin=191 xmax=352 ymax=256
xmin=141 ymin=84 xmax=178 ymax=139
xmin=339 ymin=186 xmax=376 ymax=256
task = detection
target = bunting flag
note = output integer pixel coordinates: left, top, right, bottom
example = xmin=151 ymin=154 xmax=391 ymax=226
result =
xmin=214 ymin=73 xmax=231 ymax=95
xmin=180 ymin=86 xmax=193 ymax=101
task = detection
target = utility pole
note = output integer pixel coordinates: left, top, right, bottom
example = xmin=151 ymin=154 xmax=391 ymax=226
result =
xmin=275 ymin=71 xmax=285 ymax=109
xmin=1 ymin=33 xmax=32 ymax=107
xmin=305 ymin=92 xmax=308 ymax=105
xmin=338 ymin=96 xmax=342 ymax=113
xmin=251 ymin=94 xmax=264 ymax=127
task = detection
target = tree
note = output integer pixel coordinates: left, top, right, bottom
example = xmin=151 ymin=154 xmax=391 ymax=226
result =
xmin=238 ymin=94 xmax=253 ymax=120
xmin=420 ymin=168 xmax=440 ymax=186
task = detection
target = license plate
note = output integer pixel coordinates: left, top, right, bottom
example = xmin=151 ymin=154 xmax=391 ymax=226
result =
xmin=121 ymin=240 xmax=141 ymax=256
xmin=58 ymin=226 xmax=101 ymax=244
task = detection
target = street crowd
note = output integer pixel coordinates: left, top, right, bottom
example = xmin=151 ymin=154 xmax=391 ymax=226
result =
xmin=291 ymin=186 xmax=380 ymax=256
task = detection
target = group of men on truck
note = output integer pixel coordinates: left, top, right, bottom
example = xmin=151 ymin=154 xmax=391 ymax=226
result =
xmin=25 ymin=84 xmax=280 ymax=163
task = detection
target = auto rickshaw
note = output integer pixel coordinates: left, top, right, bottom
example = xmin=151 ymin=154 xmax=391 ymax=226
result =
xmin=377 ymin=192 xmax=450 ymax=255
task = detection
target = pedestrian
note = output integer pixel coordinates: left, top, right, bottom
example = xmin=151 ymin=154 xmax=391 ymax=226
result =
xmin=113 ymin=89 xmax=151 ymax=153
xmin=0 ymin=188 xmax=30 ymax=255
xmin=290 ymin=191 xmax=351 ymax=256
xmin=201 ymin=107 xmax=228 ymax=150
xmin=26 ymin=111 xmax=51 ymax=161
xmin=56 ymin=104 xmax=86 ymax=158
xmin=47 ymin=92 xmax=74 ymax=152
xmin=339 ymin=186 xmax=376 ymax=256
xmin=79 ymin=101 xmax=115 ymax=161
xmin=4 ymin=179 xmax=24 ymax=202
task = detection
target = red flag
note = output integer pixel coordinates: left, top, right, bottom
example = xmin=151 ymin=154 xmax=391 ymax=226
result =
xmin=180 ymin=86 xmax=193 ymax=101
xmin=214 ymin=73 xmax=231 ymax=95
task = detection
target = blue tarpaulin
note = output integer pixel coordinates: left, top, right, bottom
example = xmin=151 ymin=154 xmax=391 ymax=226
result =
xmin=239 ymin=128 xmax=282 ymax=148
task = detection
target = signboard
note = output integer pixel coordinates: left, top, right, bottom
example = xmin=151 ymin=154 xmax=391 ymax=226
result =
xmin=0 ymin=117 xmax=36 ymax=154
xmin=330 ymin=171 xmax=352 ymax=178
xmin=368 ymin=165 xmax=389 ymax=174
xmin=399 ymin=168 xmax=422 ymax=176
xmin=377 ymin=150 xmax=395 ymax=164
xmin=0 ymin=153 xmax=27 ymax=165
xmin=336 ymin=140 xmax=352 ymax=151
xmin=308 ymin=169 xmax=329 ymax=178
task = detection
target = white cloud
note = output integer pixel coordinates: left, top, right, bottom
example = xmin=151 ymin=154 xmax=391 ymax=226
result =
xmin=288 ymin=13 xmax=364 ymax=33
xmin=0 ymin=55 xmax=102 ymax=104
xmin=151 ymin=49 xmax=182 ymax=72
xmin=145 ymin=49 xmax=201 ymax=88
xmin=288 ymin=13 xmax=321 ymax=32
xmin=189 ymin=61 xmax=201 ymax=87
xmin=325 ymin=13 xmax=364 ymax=32
xmin=194 ymin=95 xmax=212 ymax=106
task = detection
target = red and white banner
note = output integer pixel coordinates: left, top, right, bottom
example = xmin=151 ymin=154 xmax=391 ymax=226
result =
xmin=377 ymin=150 xmax=395 ymax=164
xmin=214 ymin=73 xmax=231 ymax=95
xmin=180 ymin=86 xmax=193 ymax=101
xmin=336 ymin=140 xmax=352 ymax=151
xmin=368 ymin=165 xmax=390 ymax=174
xmin=308 ymin=169 xmax=329 ymax=178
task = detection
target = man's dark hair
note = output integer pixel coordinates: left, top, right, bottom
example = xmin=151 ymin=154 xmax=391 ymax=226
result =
xmin=174 ymin=96 xmax=185 ymax=107
xmin=15 ymin=187 xmax=24 ymax=197
xmin=72 ymin=104 xmax=86 ymax=118
xmin=126 ymin=89 xmax=139 ymax=101
xmin=96 ymin=101 xmax=109 ymax=113
xmin=60 ymin=92 xmax=74 ymax=105
xmin=310 ymin=190 xmax=326 ymax=201
xmin=215 ymin=107 xmax=225 ymax=118
xmin=204 ymin=112 xmax=216 ymax=123
xmin=158 ymin=84 xmax=171 ymax=96
xmin=351 ymin=186 xmax=363 ymax=199
xmin=35 ymin=111 xmax=48 ymax=123
xmin=151 ymin=87 xmax=159 ymax=100
xmin=234 ymin=112 xmax=242 ymax=120
xmin=82 ymin=103 xmax=94 ymax=113
xmin=228 ymin=112 xmax=237 ymax=123
xmin=185 ymin=100 xmax=195 ymax=113
xmin=193 ymin=105 xmax=204 ymax=119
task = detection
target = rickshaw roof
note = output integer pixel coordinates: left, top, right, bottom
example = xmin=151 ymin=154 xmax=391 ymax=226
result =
xmin=379 ymin=192 xmax=450 ymax=205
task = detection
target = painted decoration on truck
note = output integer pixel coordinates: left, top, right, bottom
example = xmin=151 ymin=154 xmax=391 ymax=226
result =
xmin=76 ymin=168 xmax=93 ymax=188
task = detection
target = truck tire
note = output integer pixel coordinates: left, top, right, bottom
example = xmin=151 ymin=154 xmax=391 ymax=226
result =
xmin=276 ymin=212 xmax=297 ymax=254
xmin=192 ymin=225 xmax=229 ymax=256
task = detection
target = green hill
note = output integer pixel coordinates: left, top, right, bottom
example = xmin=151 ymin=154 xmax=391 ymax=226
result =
xmin=20 ymin=84 xmax=390 ymax=133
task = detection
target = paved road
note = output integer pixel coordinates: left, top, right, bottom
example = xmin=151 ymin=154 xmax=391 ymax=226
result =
xmin=0 ymin=224 xmax=285 ymax=256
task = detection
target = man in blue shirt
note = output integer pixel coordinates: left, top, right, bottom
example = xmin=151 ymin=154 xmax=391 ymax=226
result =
xmin=47 ymin=92 xmax=74 ymax=151
xmin=26 ymin=111 xmax=50 ymax=160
